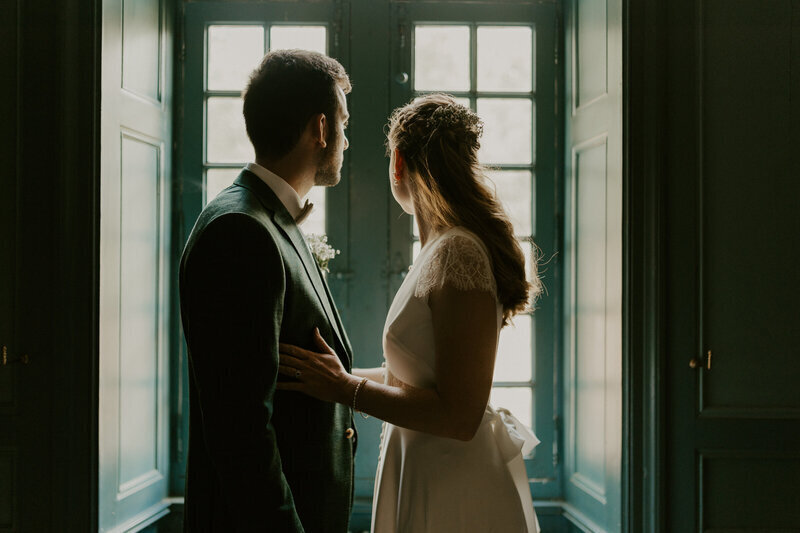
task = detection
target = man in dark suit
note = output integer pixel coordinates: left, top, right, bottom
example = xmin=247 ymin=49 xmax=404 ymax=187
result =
xmin=179 ymin=49 xmax=355 ymax=532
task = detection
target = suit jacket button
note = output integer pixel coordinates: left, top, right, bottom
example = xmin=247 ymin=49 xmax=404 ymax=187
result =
xmin=344 ymin=428 xmax=355 ymax=439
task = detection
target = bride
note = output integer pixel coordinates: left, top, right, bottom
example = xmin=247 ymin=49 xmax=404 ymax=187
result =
xmin=278 ymin=94 xmax=542 ymax=532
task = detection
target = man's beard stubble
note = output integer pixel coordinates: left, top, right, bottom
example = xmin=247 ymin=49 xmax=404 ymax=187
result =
xmin=314 ymin=132 xmax=342 ymax=187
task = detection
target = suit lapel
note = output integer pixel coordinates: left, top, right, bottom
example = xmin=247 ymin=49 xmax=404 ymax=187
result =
xmin=317 ymin=270 xmax=353 ymax=359
xmin=234 ymin=171 xmax=350 ymax=363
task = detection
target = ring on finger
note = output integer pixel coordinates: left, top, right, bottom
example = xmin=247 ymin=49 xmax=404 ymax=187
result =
xmin=295 ymin=370 xmax=301 ymax=378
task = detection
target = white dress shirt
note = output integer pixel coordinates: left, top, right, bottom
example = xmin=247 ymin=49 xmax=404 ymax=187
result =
xmin=245 ymin=162 xmax=306 ymax=220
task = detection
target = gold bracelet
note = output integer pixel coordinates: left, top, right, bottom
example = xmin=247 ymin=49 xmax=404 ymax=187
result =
xmin=352 ymin=377 xmax=369 ymax=419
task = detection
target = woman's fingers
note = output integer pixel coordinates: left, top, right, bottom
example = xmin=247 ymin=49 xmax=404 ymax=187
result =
xmin=277 ymin=364 xmax=300 ymax=377
xmin=279 ymin=351 xmax=305 ymax=367
xmin=278 ymin=343 xmax=310 ymax=359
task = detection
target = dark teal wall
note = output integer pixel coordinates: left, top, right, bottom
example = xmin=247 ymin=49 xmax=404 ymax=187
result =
xmin=2 ymin=0 xmax=101 ymax=530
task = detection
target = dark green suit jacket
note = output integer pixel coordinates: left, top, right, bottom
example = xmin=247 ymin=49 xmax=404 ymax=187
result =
xmin=179 ymin=170 xmax=356 ymax=532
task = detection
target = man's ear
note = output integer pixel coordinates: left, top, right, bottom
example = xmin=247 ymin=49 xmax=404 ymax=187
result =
xmin=312 ymin=113 xmax=328 ymax=148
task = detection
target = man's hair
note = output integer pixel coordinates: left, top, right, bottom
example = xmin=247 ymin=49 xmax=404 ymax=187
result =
xmin=242 ymin=49 xmax=351 ymax=160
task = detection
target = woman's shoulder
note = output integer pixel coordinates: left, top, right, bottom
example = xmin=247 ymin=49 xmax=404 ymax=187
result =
xmin=416 ymin=226 xmax=496 ymax=298
xmin=433 ymin=226 xmax=491 ymax=260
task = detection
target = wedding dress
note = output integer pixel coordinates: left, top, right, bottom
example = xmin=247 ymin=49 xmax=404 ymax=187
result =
xmin=371 ymin=226 xmax=541 ymax=533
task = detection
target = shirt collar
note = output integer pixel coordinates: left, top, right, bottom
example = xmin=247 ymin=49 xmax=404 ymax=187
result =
xmin=245 ymin=162 xmax=305 ymax=220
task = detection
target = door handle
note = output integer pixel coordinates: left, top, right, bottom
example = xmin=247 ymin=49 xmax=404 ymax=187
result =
xmin=689 ymin=350 xmax=712 ymax=370
xmin=2 ymin=345 xmax=30 ymax=365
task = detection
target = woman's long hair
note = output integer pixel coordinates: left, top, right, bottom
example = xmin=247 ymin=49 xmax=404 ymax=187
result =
xmin=386 ymin=94 xmax=541 ymax=325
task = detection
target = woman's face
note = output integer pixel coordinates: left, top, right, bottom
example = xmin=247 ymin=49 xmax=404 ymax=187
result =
xmin=389 ymin=145 xmax=414 ymax=215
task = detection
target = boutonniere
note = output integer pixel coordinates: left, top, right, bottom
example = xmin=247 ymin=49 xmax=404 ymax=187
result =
xmin=305 ymin=234 xmax=340 ymax=274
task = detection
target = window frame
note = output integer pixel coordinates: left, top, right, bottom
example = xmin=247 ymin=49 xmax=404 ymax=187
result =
xmin=176 ymin=0 xmax=563 ymax=515
xmin=389 ymin=1 xmax=562 ymax=498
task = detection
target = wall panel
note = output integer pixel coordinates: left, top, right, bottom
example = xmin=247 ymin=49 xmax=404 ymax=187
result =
xmin=574 ymin=0 xmax=607 ymax=109
xmin=118 ymin=135 xmax=162 ymax=493
xmin=99 ymin=0 xmax=172 ymax=529
xmin=563 ymin=0 xmax=622 ymax=530
xmin=122 ymin=0 xmax=162 ymax=102
xmin=571 ymin=138 xmax=608 ymax=502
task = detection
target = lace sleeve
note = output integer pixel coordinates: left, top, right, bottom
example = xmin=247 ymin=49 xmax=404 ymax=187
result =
xmin=415 ymin=232 xmax=497 ymax=299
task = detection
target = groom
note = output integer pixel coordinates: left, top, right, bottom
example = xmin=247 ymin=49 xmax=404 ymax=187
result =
xmin=179 ymin=50 xmax=355 ymax=532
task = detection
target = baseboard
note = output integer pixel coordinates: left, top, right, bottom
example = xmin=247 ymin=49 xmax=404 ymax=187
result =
xmin=108 ymin=501 xmax=171 ymax=533
xmin=560 ymin=501 xmax=606 ymax=533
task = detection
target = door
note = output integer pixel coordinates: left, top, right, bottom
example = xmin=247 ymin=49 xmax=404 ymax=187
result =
xmin=98 ymin=0 xmax=174 ymax=530
xmin=666 ymin=1 xmax=800 ymax=531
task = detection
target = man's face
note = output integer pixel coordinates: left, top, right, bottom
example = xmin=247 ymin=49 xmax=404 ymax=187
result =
xmin=315 ymin=86 xmax=349 ymax=187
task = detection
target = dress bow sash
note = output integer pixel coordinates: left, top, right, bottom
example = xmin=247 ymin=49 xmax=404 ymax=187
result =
xmin=486 ymin=405 xmax=541 ymax=463
xmin=485 ymin=404 xmax=542 ymax=532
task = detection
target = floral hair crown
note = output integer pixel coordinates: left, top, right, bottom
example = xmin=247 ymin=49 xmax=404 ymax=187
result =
xmin=427 ymin=103 xmax=484 ymax=138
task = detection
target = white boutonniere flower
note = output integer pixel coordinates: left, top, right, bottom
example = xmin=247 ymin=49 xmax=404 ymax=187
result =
xmin=305 ymin=234 xmax=340 ymax=274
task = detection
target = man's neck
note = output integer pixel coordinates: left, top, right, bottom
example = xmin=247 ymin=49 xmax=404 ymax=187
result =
xmin=255 ymin=155 xmax=316 ymax=199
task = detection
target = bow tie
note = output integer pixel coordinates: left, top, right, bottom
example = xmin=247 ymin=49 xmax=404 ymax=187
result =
xmin=295 ymin=200 xmax=314 ymax=224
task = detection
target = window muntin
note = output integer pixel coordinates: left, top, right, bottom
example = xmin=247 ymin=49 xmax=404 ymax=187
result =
xmin=202 ymin=24 xmax=329 ymax=236
xmin=410 ymin=23 xmax=536 ymax=429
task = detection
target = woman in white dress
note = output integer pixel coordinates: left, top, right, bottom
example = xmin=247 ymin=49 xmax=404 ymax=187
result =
xmin=278 ymin=94 xmax=542 ymax=532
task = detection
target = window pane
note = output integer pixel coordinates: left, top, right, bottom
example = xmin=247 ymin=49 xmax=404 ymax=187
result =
xmin=478 ymin=98 xmax=533 ymax=164
xmin=494 ymin=314 xmax=532 ymax=382
xmin=414 ymin=26 xmax=470 ymax=91
xmin=486 ymin=170 xmax=533 ymax=236
xmin=490 ymin=387 xmax=532 ymax=429
xmin=269 ymin=26 xmax=327 ymax=54
xmin=207 ymin=25 xmax=265 ymax=91
xmin=302 ymin=186 xmax=327 ymax=237
xmin=205 ymin=168 xmax=240 ymax=204
xmin=206 ymin=97 xmax=253 ymax=163
xmin=454 ymin=97 xmax=472 ymax=109
xmin=477 ymin=26 xmax=533 ymax=92
xmin=520 ymin=238 xmax=535 ymax=281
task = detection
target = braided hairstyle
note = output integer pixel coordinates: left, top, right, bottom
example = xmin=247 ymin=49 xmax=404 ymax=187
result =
xmin=386 ymin=93 xmax=541 ymax=324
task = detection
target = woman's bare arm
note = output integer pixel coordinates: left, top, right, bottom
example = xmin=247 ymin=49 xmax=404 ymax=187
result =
xmin=352 ymin=367 xmax=385 ymax=383
xmin=278 ymin=286 xmax=498 ymax=441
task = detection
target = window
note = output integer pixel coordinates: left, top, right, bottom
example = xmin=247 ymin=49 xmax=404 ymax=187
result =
xmin=389 ymin=3 xmax=560 ymax=499
xmin=179 ymin=2 xmax=561 ymax=516
xmin=408 ymin=22 xmax=537 ymax=430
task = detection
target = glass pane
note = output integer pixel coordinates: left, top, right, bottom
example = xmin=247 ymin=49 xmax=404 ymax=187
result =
xmin=454 ymin=97 xmax=472 ymax=109
xmin=486 ymin=170 xmax=533 ymax=236
xmin=414 ymin=25 xmax=470 ymax=91
xmin=494 ymin=314 xmax=533 ymax=382
xmin=477 ymin=26 xmax=533 ymax=92
xmin=477 ymin=98 xmax=533 ymax=164
xmin=270 ymin=26 xmax=327 ymax=54
xmin=490 ymin=387 xmax=532 ymax=429
xmin=205 ymin=168 xmax=241 ymax=204
xmin=208 ymin=25 xmax=265 ymax=91
xmin=206 ymin=97 xmax=253 ymax=163
xmin=302 ymin=186 xmax=327 ymax=237
xmin=519 ymin=239 xmax=534 ymax=282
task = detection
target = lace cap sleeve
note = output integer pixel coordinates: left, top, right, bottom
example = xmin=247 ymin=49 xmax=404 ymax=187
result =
xmin=415 ymin=231 xmax=497 ymax=299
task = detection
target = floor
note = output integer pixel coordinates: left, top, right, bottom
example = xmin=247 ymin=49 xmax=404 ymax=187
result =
xmin=141 ymin=505 xmax=183 ymax=533
xmin=142 ymin=505 xmax=369 ymax=533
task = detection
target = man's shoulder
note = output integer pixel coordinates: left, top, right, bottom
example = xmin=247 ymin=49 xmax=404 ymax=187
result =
xmin=182 ymin=185 xmax=282 ymax=260
xmin=196 ymin=186 xmax=276 ymax=232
